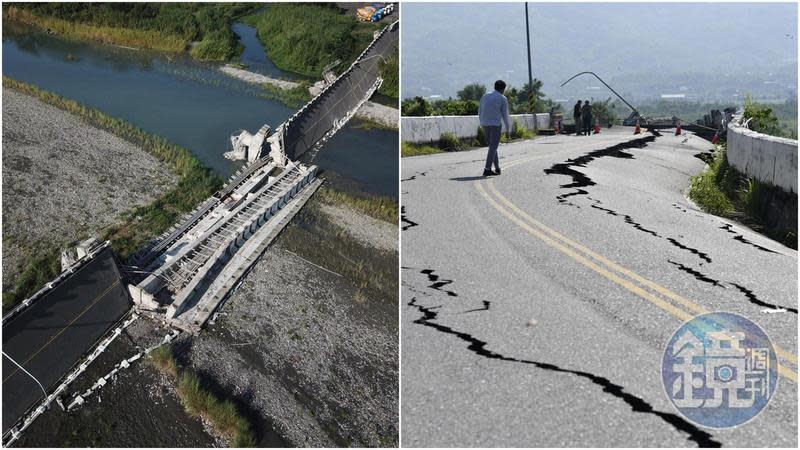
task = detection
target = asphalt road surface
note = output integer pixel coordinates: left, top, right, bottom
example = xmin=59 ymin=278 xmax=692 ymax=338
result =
xmin=3 ymin=248 xmax=131 ymax=434
xmin=401 ymin=127 xmax=797 ymax=447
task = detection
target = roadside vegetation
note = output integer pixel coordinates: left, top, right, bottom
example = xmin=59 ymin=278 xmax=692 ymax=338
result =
xmin=242 ymin=3 xmax=379 ymax=78
xmin=742 ymin=94 xmax=797 ymax=139
xmin=401 ymin=141 xmax=442 ymax=157
xmin=4 ymin=3 xmax=258 ymax=60
xmin=402 ymin=80 xmax=562 ymax=117
xmin=2 ymin=77 xmax=222 ymax=309
xmin=149 ymin=344 xmax=255 ymax=447
xmin=401 ymin=119 xmax=537 ymax=157
xmin=689 ymin=143 xmax=796 ymax=248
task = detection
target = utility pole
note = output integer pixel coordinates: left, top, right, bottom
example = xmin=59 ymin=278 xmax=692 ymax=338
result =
xmin=525 ymin=2 xmax=534 ymax=113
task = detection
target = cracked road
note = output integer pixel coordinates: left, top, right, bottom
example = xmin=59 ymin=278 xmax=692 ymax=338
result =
xmin=400 ymin=127 xmax=797 ymax=447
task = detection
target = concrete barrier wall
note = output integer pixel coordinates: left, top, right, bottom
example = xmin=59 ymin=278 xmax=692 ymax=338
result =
xmin=727 ymin=123 xmax=798 ymax=193
xmin=402 ymin=113 xmax=551 ymax=143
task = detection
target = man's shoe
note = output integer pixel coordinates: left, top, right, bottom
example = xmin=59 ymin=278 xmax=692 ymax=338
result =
xmin=493 ymin=168 xmax=501 ymax=175
xmin=482 ymin=169 xmax=494 ymax=177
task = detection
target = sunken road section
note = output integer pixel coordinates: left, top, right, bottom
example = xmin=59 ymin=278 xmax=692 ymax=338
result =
xmin=2 ymin=247 xmax=131 ymax=434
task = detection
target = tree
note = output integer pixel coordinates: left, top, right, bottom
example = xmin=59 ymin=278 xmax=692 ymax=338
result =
xmin=743 ymin=94 xmax=782 ymax=137
xmin=591 ymin=97 xmax=617 ymax=127
xmin=457 ymin=83 xmax=486 ymax=102
xmin=401 ymin=96 xmax=433 ymax=117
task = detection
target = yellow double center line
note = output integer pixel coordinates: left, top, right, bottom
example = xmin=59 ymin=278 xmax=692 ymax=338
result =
xmin=3 ymin=279 xmax=121 ymax=384
xmin=475 ymin=172 xmax=798 ymax=383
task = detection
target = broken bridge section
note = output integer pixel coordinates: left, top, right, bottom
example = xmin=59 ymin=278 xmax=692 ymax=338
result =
xmin=2 ymin=245 xmax=131 ymax=435
xmin=281 ymin=21 xmax=398 ymax=160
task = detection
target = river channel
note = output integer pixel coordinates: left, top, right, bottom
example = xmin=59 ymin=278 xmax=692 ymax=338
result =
xmin=2 ymin=22 xmax=398 ymax=198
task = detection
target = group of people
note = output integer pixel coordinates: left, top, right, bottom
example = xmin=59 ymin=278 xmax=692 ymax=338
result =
xmin=573 ymin=100 xmax=595 ymax=136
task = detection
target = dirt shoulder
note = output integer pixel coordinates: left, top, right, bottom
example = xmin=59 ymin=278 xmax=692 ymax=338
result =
xmin=1 ymin=88 xmax=177 ymax=291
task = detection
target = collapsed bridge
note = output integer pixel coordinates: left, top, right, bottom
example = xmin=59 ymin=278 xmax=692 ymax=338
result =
xmin=2 ymin=20 xmax=398 ymax=444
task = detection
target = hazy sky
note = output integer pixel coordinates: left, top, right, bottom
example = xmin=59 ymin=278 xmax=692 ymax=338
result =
xmin=401 ymin=2 xmax=798 ymax=100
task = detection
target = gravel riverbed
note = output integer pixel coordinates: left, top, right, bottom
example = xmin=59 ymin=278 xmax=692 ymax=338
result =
xmin=185 ymin=202 xmax=399 ymax=447
xmin=2 ymin=88 xmax=177 ymax=292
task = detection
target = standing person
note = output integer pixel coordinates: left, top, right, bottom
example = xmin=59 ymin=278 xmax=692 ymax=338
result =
xmin=573 ymin=100 xmax=583 ymax=135
xmin=581 ymin=100 xmax=593 ymax=136
xmin=478 ymin=80 xmax=511 ymax=176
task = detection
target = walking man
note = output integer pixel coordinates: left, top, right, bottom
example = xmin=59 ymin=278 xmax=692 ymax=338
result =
xmin=581 ymin=100 xmax=593 ymax=136
xmin=573 ymin=100 xmax=583 ymax=135
xmin=478 ymin=80 xmax=511 ymax=176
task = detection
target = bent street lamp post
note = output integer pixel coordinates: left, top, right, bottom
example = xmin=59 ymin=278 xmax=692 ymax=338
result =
xmin=560 ymin=71 xmax=640 ymax=118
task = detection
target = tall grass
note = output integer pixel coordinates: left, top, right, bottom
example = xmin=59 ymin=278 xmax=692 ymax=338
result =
xmin=147 ymin=345 xmax=255 ymax=446
xmin=177 ymin=371 xmax=255 ymax=446
xmin=377 ymin=49 xmax=398 ymax=100
xmin=243 ymin=4 xmax=378 ymax=77
xmin=316 ymin=186 xmax=398 ymax=223
xmin=259 ymin=82 xmax=312 ymax=109
xmin=4 ymin=6 xmax=187 ymax=53
xmin=2 ymin=248 xmax=61 ymax=312
xmin=2 ymin=78 xmax=222 ymax=307
xmin=689 ymin=146 xmax=796 ymax=248
xmin=401 ymin=141 xmax=441 ymax=157
xmin=149 ymin=345 xmax=179 ymax=378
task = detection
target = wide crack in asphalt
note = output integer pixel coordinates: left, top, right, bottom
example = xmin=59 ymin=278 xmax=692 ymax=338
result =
xmin=730 ymin=283 xmax=798 ymax=314
xmin=543 ymin=134 xmax=656 ymax=204
xmin=719 ymin=224 xmax=780 ymax=254
xmin=402 ymin=171 xmax=428 ymax=182
xmin=589 ymin=198 xmax=661 ymax=238
xmin=407 ymin=296 xmax=721 ymax=448
xmin=667 ymin=260 xmax=722 ymax=286
xmin=401 ymin=206 xmax=419 ymax=231
xmin=668 ymin=260 xmax=796 ymax=313
xmin=420 ymin=268 xmax=458 ymax=297
xmin=665 ymin=238 xmax=713 ymax=264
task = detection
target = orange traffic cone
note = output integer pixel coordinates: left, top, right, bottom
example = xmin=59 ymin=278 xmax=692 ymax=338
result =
xmin=711 ymin=130 xmax=719 ymax=145
xmin=555 ymin=120 xmax=561 ymax=134
xmin=594 ymin=120 xmax=601 ymax=134
xmin=675 ymin=121 xmax=682 ymax=136
xmin=634 ymin=123 xmax=641 ymax=135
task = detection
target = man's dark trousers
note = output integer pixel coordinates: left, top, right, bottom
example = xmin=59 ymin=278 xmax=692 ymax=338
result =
xmin=583 ymin=116 xmax=593 ymax=135
xmin=483 ymin=125 xmax=501 ymax=171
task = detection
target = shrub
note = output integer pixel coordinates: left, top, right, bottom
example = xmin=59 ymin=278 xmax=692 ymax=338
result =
xmin=743 ymin=94 xmax=784 ymax=137
xmin=476 ymin=126 xmax=487 ymax=146
xmin=401 ymin=141 xmax=441 ymax=157
xmin=438 ymin=132 xmax=463 ymax=151
xmin=401 ymin=96 xmax=433 ymax=117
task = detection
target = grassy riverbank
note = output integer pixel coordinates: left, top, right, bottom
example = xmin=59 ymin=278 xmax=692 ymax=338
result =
xmin=259 ymin=82 xmax=312 ymax=109
xmin=150 ymin=345 xmax=256 ymax=447
xmin=243 ymin=4 xmax=379 ymax=78
xmin=2 ymin=77 xmax=222 ymax=309
xmin=689 ymin=144 xmax=797 ymax=248
xmin=316 ymin=186 xmax=398 ymax=224
xmin=4 ymin=3 xmax=258 ymax=60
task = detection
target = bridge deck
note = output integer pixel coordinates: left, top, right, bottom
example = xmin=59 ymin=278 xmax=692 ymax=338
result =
xmin=2 ymin=248 xmax=131 ymax=434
